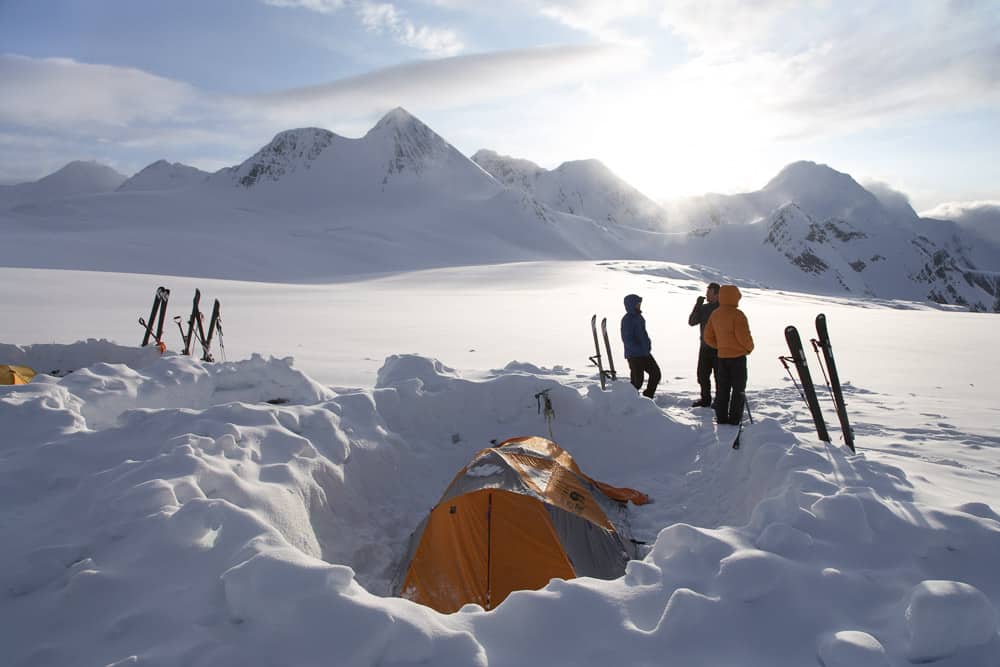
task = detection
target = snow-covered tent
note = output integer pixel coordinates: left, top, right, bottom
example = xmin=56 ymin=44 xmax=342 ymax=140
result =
xmin=395 ymin=436 xmax=648 ymax=613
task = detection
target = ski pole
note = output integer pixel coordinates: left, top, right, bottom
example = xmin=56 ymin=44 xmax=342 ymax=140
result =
xmin=534 ymin=389 xmax=556 ymax=440
xmin=779 ymin=355 xmax=807 ymax=403
xmin=744 ymin=392 xmax=754 ymax=424
xmin=809 ymin=339 xmax=836 ymax=405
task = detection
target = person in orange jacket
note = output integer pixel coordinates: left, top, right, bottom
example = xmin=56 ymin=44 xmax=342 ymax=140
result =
xmin=704 ymin=285 xmax=754 ymax=425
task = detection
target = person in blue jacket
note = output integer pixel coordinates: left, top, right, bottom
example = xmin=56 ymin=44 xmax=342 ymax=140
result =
xmin=621 ymin=294 xmax=661 ymax=399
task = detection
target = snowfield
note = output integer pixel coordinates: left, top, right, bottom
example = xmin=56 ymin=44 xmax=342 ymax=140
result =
xmin=2 ymin=261 xmax=999 ymax=667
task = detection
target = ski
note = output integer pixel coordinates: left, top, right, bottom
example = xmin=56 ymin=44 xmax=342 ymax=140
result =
xmin=200 ymin=299 xmax=222 ymax=362
xmin=783 ymin=325 xmax=831 ymax=442
xmin=600 ymin=317 xmax=617 ymax=382
xmin=139 ymin=286 xmax=170 ymax=347
xmin=589 ymin=314 xmax=607 ymax=390
xmin=813 ymin=314 xmax=856 ymax=453
xmin=174 ymin=289 xmax=202 ymax=356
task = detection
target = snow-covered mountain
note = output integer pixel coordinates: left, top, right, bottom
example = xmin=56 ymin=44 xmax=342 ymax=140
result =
xmin=118 ymin=160 xmax=209 ymax=192
xmin=669 ymin=161 xmax=1000 ymax=311
xmin=473 ymin=149 xmax=669 ymax=231
xmin=1 ymin=116 xmax=998 ymax=310
xmin=209 ymin=110 xmax=502 ymax=205
xmin=0 ymin=108 xmax=637 ymax=280
xmin=0 ymin=160 xmax=126 ymax=210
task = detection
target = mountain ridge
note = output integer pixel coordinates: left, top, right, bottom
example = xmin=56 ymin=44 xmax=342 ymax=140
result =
xmin=2 ymin=111 xmax=998 ymax=310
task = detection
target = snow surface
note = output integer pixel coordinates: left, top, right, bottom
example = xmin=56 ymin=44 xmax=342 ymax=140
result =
xmin=3 ymin=260 xmax=999 ymax=666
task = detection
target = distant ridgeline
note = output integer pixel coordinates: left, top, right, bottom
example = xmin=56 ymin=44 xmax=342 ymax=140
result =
xmin=2 ymin=111 xmax=998 ymax=311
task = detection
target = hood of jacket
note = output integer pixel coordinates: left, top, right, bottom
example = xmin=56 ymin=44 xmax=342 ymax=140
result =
xmin=719 ymin=285 xmax=742 ymax=307
xmin=624 ymin=294 xmax=642 ymax=313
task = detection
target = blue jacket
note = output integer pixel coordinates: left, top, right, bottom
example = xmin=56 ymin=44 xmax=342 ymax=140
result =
xmin=621 ymin=294 xmax=652 ymax=358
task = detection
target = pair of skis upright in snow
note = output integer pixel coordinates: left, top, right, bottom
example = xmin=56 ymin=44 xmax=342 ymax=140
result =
xmin=589 ymin=315 xmax=617 ymax=390
xmin=139 ymin=286 xmax=171 ymax=348
xmin=174 ymin=288 xmax=224 ymax=362
xmin=138 ymin=286 xmax=224 ymax=362
xmin=782 ymin=314 xmax=855 ymax=453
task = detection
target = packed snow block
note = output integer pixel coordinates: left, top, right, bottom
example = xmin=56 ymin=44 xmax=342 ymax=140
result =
xmin=376 ymin=354 xmax=459 ymax=393
xmin=905 ymin=580 xmax=999 ymax=662
xmin=209 ymin=353 xmax=335 ymax=405
xmin=810 ymin=492 xmax=874 ymax=544
xmin=0 ymin=383 xmax=87 ymax=447
xmin=755 ymin=521 xmax=814 ymax=556
xmin=650 ymin=523 xmax=734 ymax=584
xmin=717 ymin=549 xmax=785 ymax=602
xmin=221 ymin=549 xmax=355 ymax=625
xmin=817 ymin=631 xmax=889 ymax=667
xmin=658 ymin=587 xmax=719 ymax=640
xmin=0 ymin=339 xmax=163 ymax=376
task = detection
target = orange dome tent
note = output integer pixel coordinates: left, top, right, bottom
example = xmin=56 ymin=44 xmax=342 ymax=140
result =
xmin=1 ymin=365 xmax=36 ymax=385
xmin=394 ymin=436 xmax=649 ymax=613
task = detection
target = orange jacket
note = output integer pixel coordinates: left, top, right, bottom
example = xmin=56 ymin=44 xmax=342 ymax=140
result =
xmin=704 ymin=285 xmax=754 ymax=358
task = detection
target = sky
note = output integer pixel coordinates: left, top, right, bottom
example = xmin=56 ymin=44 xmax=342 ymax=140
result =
xmin=1 ymin=0 xmax=998 ymax=210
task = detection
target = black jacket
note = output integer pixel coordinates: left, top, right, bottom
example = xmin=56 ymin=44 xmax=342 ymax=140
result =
xmin=688 ymin=299 xmax=719 ymax=348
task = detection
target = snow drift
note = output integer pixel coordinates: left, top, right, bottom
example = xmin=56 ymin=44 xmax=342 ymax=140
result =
xmin=2 ymin=343 xmax=998 ymax=666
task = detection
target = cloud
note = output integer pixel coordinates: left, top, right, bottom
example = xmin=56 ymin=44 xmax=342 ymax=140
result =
xmin=263 ymin=0 xmax=346 ymax=12
xmin=249 ymin=43 xmax=641 ymax=124
xmin=922 ymin=200 xmax=1000 ymax=221
xmin=536 ymin=0 xmax=655 ymax=44
xmin=262 ymin=0 xmax=463 ymax=56
xmin=356 ymin=3 xmax=463 ymax=56
xmin=0 ymin=54 xmax=202 ymax=130
xmin=921 ymin=200 xmax=1000 ymax=244
xmin=531 ymin=1 xmax=1000 ymax=140
xmin=863 ymin=180 xmax=917 ymax=218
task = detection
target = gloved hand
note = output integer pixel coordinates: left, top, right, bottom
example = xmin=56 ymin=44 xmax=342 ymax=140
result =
xmin=696 ymin=296 xmax=705 ymax=305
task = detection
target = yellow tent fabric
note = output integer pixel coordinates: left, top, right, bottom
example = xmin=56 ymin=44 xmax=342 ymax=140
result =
xmin=1 ymin=365 xmax=36 ymax=385
xmin=396 ymin=436 xmax=646 ymax=613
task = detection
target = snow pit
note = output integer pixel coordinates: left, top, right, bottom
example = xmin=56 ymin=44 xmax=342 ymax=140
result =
xmin=5 ymin=341 xmax=1000 ymax=666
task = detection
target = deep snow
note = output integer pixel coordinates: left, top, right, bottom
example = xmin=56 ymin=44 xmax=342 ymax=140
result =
xmin=2 ymin=260 xmax=999 ymax=666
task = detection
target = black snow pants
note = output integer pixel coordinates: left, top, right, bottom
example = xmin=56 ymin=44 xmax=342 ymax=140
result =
xmin=715 ymin=355 xmax=747 ymax=424
xmin=627 ymin=355 xmax=661 ymax=399
xmin=697 ymin=345 xmax=718 ymax=403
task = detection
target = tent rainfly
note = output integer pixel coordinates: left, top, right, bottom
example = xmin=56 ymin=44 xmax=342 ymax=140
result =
xmin=1 ymin=365 xmax=36 ymax=385
xmin=394 ymin=436 xmax=649 ymax=613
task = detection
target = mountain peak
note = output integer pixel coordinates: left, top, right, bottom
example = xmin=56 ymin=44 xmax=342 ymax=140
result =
xmin=35 ymin=160 xmax=127 ymax=192
xmin=554 ymin=158 xmax=614 ymax=179
xmin=230 ymin=127 xmax=335 ymax=188
xmin=364 ymin=108 xmax=458 ymax=177
xmin=764 ymin=161 xmax=856 ymax=193
xmin=366 ymin=107 xmax=434 ymax=140
xmin=119 ymin=160 xmax=208 ymax=192
xmin=373 ymin=106 xmax=418 ymax=128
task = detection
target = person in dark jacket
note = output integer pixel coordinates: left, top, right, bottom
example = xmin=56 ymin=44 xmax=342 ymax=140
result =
xmin=621 ymin=294 xmax=660 ymax=399
xmin=704 ymin=285 xmax=754 ymax=425
xmin=688 ymin=282 xmax=720 ymax=408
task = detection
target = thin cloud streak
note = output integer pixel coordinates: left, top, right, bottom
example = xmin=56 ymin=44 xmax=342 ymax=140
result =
xmin=0 ymin=55 xmax=202 ymax=130
xmin=248 ymin=43 xmax=642 ymax=124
